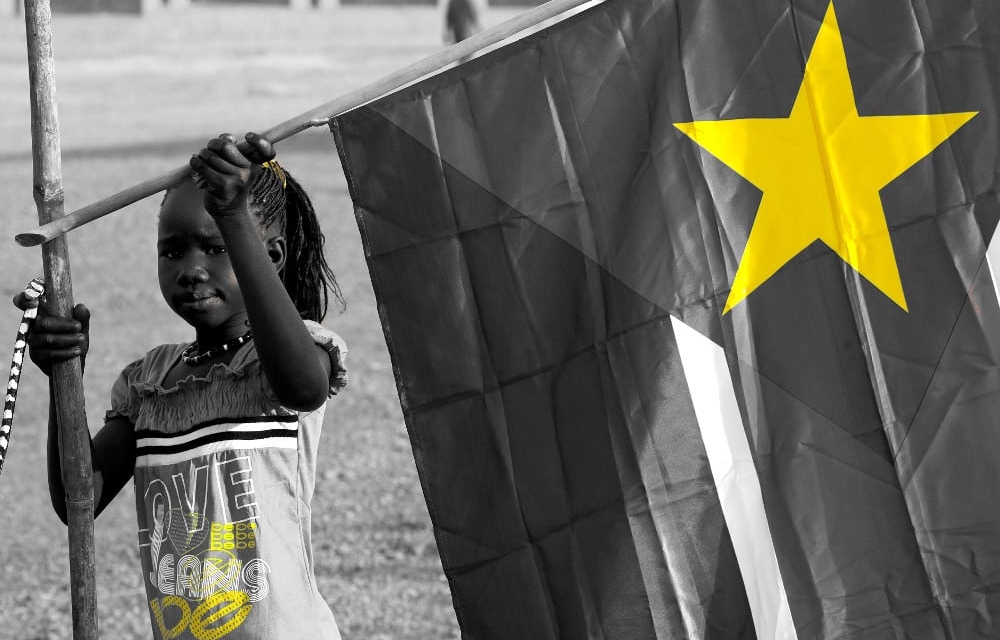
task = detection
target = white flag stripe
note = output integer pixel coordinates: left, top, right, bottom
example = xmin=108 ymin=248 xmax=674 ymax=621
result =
xmin=135 ymin=437 xmax=297 ymax=468
xmin=671 ymin=316 xmax=798 ymax=640
xmin=986 ymin=230 xmax=1000 ymax=306
xmin=136 ymin=420 xmax=296 ymax=448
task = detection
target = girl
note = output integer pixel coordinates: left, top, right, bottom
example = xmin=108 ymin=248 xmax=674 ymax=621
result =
xmin=17 ymin=133 xmax=347 ymax=640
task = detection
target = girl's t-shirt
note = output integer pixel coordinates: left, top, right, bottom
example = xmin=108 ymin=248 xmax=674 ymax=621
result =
xmin=107 ymin=320 xmax=347 ymax=640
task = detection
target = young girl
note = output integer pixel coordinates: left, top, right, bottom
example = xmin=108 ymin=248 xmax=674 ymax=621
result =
xmin=17 ymin=132 xmax=347 ymax=640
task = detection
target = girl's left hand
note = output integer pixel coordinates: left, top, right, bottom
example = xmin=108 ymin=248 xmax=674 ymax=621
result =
xmin=189 ymin=132 xmax=275 ymax=218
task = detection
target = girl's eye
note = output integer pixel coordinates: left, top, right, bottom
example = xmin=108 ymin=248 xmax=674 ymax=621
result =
xmin=208 ymin=245 xmax=228 ymax=256
xmin=158 ymin=249 xmax=182 ymax=259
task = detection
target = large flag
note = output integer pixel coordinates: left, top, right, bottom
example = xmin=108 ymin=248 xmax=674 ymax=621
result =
xmin=332 ymin=0 xmax=1000 ymax=637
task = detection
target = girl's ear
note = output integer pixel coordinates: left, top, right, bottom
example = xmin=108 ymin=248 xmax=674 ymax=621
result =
xmin=265 ymin=236 xmax=287 ymax=272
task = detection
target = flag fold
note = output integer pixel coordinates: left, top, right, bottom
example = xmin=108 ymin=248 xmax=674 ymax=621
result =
xmin=333 ymin=0 xmax=1000 ymax=637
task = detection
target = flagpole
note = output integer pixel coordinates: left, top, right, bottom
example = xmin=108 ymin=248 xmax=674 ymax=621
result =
xmin=13 ymin=0 xmax=598 ymax=247
xmin=23 ymin=0 xmax=100 ymax=638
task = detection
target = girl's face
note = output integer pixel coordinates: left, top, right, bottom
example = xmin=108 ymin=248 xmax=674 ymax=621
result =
xmin=157 ymin=181 xmax=249 ymax=339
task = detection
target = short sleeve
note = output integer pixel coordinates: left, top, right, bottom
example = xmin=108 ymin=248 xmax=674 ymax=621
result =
xmin=106 ymin=358 xmax=143 ymax=422
xmin=304 ymin=320 xmax=349 ymax=396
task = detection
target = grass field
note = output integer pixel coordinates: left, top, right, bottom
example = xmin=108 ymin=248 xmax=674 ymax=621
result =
xmin=0 ymin=4 xmax=522 ymax=638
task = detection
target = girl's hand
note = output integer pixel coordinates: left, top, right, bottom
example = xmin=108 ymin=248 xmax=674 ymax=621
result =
xmin=12 ymin=292 xmax=89 ymax=376
xmin=189 ymin=132 xmax=275 ymax=218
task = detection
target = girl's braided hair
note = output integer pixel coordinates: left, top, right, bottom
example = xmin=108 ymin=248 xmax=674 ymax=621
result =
xmin=249 ymin=160 xmax=345 ymax=322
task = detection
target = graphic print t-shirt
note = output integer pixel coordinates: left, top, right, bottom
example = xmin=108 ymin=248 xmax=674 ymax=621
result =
xmin=107 ymin=321 xmax=346 ymax=640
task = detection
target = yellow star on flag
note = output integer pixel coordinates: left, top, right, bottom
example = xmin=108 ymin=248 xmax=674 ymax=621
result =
xmin=674 ymin=1 xmax=977 ymax=313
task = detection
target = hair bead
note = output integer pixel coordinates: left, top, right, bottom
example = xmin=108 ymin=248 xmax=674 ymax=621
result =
xmin=261 ymin=160 xmax=287 ymax=189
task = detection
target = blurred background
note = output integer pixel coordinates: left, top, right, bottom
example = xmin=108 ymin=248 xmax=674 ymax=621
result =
xmin=0 ymin=1 xmax=526 ymax=636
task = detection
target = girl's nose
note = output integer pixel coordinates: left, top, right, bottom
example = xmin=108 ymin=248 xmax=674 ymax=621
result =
xmin=177 ymin=262 xmax=209 ymax=285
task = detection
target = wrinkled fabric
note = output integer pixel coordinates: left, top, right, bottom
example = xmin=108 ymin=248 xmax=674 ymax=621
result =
xmin=108 ymin=320 xmax=346 ymax=640
xmin=333 ymin=0 xmax=1000 ymax=638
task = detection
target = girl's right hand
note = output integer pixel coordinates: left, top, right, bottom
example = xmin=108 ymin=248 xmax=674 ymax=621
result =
xmin=12 ymin=292 xmax=89 ymax=376
xmin=189 ymin=132 xmax=275 ymax=219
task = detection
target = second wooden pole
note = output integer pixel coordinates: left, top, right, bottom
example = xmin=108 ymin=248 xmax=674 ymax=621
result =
xmin=23 ymin=0 xmax=100 ymax=638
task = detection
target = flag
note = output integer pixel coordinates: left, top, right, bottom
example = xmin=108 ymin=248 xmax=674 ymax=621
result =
xmin=332 ymin=0 xmax=1000 ymax=637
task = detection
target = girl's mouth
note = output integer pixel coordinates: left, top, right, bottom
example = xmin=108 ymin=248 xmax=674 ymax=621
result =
xmin=178 ymin=290 xmax=221 ymax=310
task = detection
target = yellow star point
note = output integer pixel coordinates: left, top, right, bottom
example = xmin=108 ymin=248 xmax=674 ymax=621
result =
xmin=674 ymin=2 xmax=977 ymax=314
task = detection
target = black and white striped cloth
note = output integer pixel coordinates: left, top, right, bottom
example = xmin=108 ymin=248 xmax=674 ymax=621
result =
xmin=0 ymin=277 xmax=44 ymax=478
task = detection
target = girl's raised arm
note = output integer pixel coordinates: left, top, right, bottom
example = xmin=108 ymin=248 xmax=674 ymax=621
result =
xmin=190 ymin=134 xmax=333 ymax=411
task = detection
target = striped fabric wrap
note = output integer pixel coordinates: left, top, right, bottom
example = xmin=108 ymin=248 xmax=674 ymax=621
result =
xmin=0 ymin=277 xmax=44 ymax=479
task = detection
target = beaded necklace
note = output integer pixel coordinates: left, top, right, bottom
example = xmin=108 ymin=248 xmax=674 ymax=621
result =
xmin=181 ymin=330 xmax=253 ymax=366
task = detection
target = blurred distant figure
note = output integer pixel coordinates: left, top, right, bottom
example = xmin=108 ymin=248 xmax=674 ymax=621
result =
xmin=445 ymin=0 xmax=482 ymax=44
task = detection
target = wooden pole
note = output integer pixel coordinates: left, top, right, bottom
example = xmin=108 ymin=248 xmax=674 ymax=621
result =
xmin=14 ymin=0 xmax=598 ymax=247
xmin=23 ymin=1 xmax=100 ymax=639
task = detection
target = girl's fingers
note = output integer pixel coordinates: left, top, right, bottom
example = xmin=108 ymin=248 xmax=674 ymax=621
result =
xmin=33 ymin=314 xmax=83 ymax=333
xmin=241 ymin=132 xmax=275 ymax=165
xmin=205 ymin=138 xmax=251 ymax=168
xmin=193 ymin=150 xmax=248 ymax=178
xmin=73 ymin=303 xmax=90 ymax=332
xmin=12 ymin=291 xmax=39 ymax=311
xmin=30 ymin=332 xmax=84 ymax=349
xmin=189 ymin=156 xmax=228 ymax=187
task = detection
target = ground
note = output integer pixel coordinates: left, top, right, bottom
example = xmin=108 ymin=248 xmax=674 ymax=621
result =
xmin=0 ymin=4 xmax=520 ymax=638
